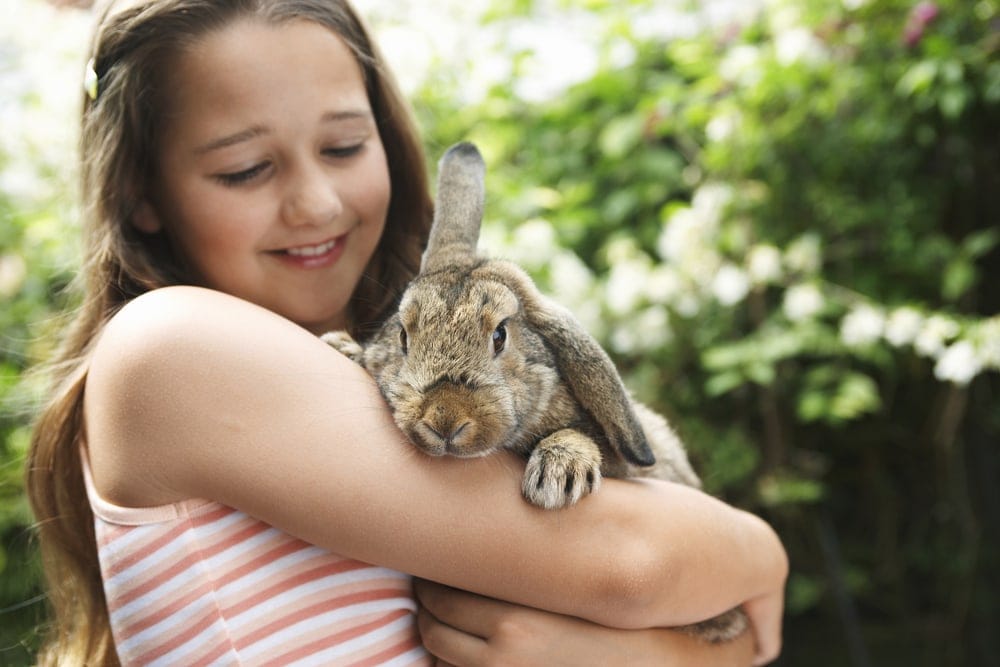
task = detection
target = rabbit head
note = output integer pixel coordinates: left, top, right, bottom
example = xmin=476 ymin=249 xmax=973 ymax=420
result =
xmin=360 ymin=143 xmax=655 ymax=467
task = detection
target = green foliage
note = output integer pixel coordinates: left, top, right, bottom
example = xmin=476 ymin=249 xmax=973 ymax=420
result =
xmin=2 ymin=0 xmax=998 ymax=664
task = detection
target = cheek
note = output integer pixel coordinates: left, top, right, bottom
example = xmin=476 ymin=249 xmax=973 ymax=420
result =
xmin=350 ymin=141 xmax=392 ymax=221
xmin=166 ymin=200 xmax=261 ymax=273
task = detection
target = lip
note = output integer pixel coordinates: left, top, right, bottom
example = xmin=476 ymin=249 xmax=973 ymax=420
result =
xmin=270 ymin=234 xmax=347 ymax=269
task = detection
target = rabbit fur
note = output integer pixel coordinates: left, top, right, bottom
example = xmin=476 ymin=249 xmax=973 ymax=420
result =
xmin=323 ymin=142 xmax=747 ymax=642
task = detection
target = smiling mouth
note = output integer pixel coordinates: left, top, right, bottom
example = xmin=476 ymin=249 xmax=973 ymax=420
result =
xmin=284 ymin=238 xmax=339 ymax=256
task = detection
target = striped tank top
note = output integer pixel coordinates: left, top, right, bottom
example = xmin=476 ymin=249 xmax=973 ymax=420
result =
xmin=82 ymin=455 xmax=430 ymax=666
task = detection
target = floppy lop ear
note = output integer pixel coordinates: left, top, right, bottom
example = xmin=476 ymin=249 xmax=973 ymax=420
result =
xmin=421 ymin=142 xmax=486 ymax=273
xmin=492 ymin=262 xmax=656 ymax=467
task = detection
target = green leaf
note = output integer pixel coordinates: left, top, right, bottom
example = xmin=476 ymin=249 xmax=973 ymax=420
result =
xmin=896 ymin=60 xmax=937 ymax=97
xmin=786 ymin=572 xmax=825 ymax=615
xmin=829 ymin=372 xmax=882 ymax=422
xmin=962 ymin=228 xmax=1000 ymax=259
xmin=598 ymin=113 xmax=644 ymax=160
xmin=938 ymin=86 xmax=969 ymax=119
xmin=705 ymin=371 xmax=745 ymax=397
xmin=758 ymin=474 xmax=825 ymax=507
xmin=942 ymin=258 xmax=976 ymax=301
xmin=797 ymin=390 xmax=829 ymax=423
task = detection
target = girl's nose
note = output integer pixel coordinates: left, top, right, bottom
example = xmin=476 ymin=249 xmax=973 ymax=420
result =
xmin=281 ymin=164 xmax=343 ymax=227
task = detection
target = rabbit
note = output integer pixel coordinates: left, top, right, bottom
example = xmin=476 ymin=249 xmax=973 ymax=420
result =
xmin=323 ymin=142 xmax=747 ymax=642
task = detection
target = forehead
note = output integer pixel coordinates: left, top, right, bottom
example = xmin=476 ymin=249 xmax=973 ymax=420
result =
xmin=160 ymin=19 xmax=368 ymax=140
xmin=400 ymin=279 xmax=518 ymax=329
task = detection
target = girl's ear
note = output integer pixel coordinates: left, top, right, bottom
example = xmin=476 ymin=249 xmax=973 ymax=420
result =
xmin=132 ymin=200 xmax=163 ymax=234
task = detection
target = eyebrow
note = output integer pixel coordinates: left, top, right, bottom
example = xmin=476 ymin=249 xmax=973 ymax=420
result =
xmin=195 ymin=125 xmax=269 ymax=155
xmin=194 ymin=110 xmax=375 ymax=155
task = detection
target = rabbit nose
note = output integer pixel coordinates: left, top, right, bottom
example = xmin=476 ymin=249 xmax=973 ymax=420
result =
xmin=422 ymin=419 xmax=471 ymax=449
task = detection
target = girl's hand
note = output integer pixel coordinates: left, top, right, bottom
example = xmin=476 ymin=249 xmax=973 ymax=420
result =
xmin=414 ymin=579 xmax=759 ymax=667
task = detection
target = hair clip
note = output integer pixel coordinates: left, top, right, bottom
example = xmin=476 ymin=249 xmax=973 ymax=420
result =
xmin=84 ymin=58 xmax=99 ymax=101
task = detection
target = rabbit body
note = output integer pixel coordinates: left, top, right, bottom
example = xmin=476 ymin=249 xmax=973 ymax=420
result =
xmin=323 ymin=142 xmax=747 ymax=642
xmin=325 ymin=256 xmax=701 ymax=509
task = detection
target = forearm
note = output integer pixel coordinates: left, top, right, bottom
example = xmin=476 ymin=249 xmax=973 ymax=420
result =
xmin=567 ymin=476 xmax=786 ymax=631
xmin=415 ymin=578 xmax=759 ymax=667
xmin=87 ymin=286 xmax=785 ymax=633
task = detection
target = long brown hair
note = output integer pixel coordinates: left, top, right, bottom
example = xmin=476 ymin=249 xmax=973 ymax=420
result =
xmin=26 ymin=1 xmax=431 ymax=663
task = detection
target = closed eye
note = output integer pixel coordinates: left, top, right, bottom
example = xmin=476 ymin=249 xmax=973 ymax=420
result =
xmin=323 ymin=143 xmax=364 ymax=159
xmin=215 ymin=162 xmax=269 ymax=186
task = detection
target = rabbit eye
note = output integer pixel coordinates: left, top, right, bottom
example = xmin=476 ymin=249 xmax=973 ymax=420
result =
xmin=400 ymin=327 xmax=408 ymax=354
xmin=492 ymin=322 xmax=507 ymax=356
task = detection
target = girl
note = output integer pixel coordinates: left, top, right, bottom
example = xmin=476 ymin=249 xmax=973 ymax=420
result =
xmin=26 ymin=0 xmax=788 ymax=664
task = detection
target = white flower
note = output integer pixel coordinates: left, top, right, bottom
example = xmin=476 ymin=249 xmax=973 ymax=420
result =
xmin=783 ymin=284 xmax=824 ymax=322
xmin=719 ymin=44 xmax=762 ymax=86
xmin=747 ymin=244 xmax=783 ymax=285
xmin=712 ymin=264 xmax=750 ymax=306
xmin=841 ymin=0 xmax=869 ymax=9
xmin=549 ymin=251 xmax=594 ymax=308
xmin=840 ymin=305 xmax=885 ymax=347
xmin=784 ymin=234 xmax=822 ymax=275
xmin=375 ymin=25 xmax=435 ymax=95
xmin=610 ymin=326 xmax=638 ymax=355
xmin=572 ymin=299 xmax=605 ymax=341
xmin=970 ymin=317 xmax=1000 ymax=370
xmin=934 ymin=341 xmax=981 ymax=385
xmin=644 ymin=265 xmax=683 ymax=305
xmin=610 ymin=305 xmax=673 ymax=354
xmin=691 ymin=183 xmax=733 ymax=224
xmin=979 ymin=316 xmax=1000 ymax=370
xmin=0 ymin=254 xmax=27 ymax=298
xmin=884 ymin=307 xmax=924 ymax=347
xmin=657 ymin=207 xmax=706 ymax=263
xmin=674 ymin=293 xmax=702 ymax=319
xmin=774 ymin=27 xmax=828 ymax=67
xmin=706 ymin=111 xmax=741 ymax=143
xmin=510 ymin=218 xmax=557 ymax=269
xmin=508 ymin=20 xmax=600 ymax=103
xmin=914 ymin=315 xmax=960 ymax=358
xmin=606 ymin=259 xmax=650 ymax=316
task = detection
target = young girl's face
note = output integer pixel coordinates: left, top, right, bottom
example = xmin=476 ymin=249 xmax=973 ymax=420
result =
xmin=138 ymin=18 xmax=391 ymax=333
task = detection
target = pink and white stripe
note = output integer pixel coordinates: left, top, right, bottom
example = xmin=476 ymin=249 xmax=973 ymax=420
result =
xmin=83 ymin=457 xmax=429 ymax=666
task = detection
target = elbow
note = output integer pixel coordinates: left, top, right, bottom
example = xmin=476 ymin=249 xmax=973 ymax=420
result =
xmin=590 ymin=532 xmax=676 ymax=630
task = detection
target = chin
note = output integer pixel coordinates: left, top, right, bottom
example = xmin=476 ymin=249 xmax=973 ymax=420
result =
xmin=286 ymin=305 xmax=348 ymax=336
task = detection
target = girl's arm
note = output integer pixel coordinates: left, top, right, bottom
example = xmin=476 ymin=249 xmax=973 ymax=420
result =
xmin=414 ymin=579 xmax=759 ymax=667
xmin=84 ymin=286 xmax=786 ymax=654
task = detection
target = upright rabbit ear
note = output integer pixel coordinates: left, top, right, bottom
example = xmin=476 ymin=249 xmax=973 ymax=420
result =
xmin=494 ymin=263 xmax=657 ymax=467
xmin=422 ymin=142 xmax=486 ymax=273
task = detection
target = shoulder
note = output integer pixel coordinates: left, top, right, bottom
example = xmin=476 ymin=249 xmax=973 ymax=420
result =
xmin=98 ymin=285 xmax=288 ymax=348
xmin=92 ymin=285 xmax=329 ymax=378
xmin=84 ymin=286 xmax=346 ymax=506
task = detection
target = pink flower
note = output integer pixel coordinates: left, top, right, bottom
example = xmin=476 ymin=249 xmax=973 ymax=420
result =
xmin=912 ymin=1 xmax=940 ymax=25
xmin=903 ymin=2 xmax=939 ymax=47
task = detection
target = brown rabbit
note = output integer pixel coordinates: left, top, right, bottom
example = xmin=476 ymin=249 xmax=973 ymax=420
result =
xmin=324 ymin=142 xmax=747 ymax=642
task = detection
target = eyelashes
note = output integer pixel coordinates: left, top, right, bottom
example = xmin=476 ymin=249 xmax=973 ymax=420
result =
xmin=215 ymin=163 xmax=268 ymax=186
xmin=213 ymin=143 xmax=366 ymax=188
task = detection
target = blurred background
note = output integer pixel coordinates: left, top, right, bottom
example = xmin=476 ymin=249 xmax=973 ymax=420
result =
xmin=1 ymin=0 xmax=998 ymax=664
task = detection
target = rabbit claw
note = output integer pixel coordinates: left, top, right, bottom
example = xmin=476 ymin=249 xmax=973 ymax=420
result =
xmin=321 ymin=331 xmax=365 ymax=364
xmin=522 ymin=429 xmax=603 ymax=509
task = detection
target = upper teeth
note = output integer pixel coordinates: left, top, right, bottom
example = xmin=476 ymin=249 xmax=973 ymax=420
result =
xmin=287 ymin=240 xmax=336 ymax=257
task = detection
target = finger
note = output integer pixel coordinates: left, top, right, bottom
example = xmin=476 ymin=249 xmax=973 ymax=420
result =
xmin=744 ymin=593 xmax=784 ymax=665
xmin=413 ymin=579 xmax=520 ymax=638
xmin=417 ymin=605 xmax=488 ymax=666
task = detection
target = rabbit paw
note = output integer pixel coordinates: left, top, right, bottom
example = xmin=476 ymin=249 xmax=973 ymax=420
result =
xmin=321 ymin=330 xmax=364 ymax=364
xmin=680 ymin=607 xmax=749 ymax=643
xmin=522 ymin=429 xmax=603 ymax=509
